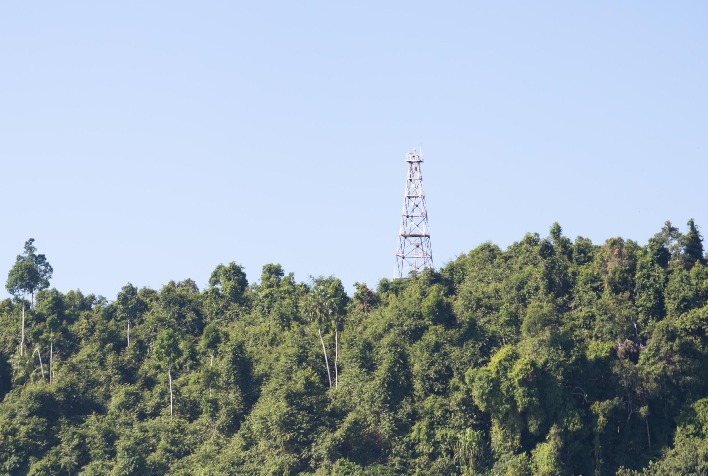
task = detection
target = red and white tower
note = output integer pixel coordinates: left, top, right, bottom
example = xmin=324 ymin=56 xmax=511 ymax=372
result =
xmin=394 ymin=149 xmax=433 ymax=279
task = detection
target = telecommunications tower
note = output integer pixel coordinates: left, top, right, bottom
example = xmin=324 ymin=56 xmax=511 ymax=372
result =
xmin=394 ymin=149 xmax=433 ymax=279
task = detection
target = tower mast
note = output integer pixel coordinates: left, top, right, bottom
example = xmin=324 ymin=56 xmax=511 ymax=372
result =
xmin=394 ymin=149 xmax=433 ymax=279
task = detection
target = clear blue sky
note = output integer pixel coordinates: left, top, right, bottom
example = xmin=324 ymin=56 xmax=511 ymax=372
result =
xmin=1 ymin=2 xmax=707 ymax=299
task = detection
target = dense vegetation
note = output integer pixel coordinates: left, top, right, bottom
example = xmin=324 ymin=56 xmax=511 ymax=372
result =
xmin=1 ymin=221 xmax=708 ymax=475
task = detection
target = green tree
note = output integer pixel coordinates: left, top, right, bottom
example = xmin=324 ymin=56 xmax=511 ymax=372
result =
xmin=303 ymin=276 xmax=347 ymax=388
xmin=634 ymin=248 xmax=667 ymax=327
xmin=206 ymin=262 xmax=248 ymax=319
xmin=256 ymin=263 xmax=302 ymax=327
xmin=6 ymin=238 xmax=53 ymax=307
xmin=681 ymin=218 xmax=706 ymax=268
xmin=199 ymin=323 xmax=221 ymax=368
xmin=115 ymin=283 xmax=146 ymax=348
xmin=154 ymin=329 xmax=182 ymax=417
xmin=655 ymin=221 xmax=682 ymax=265
xmin=305 ymin=285 xmax=332 ymax=388
xmin=325 ymin=277 xmax=348 ymax=388
xmin=353 ymin=282 xmax=378 ymax=314
xmin=6 ymin=238 xmax=53 ymax=356
xmin=158 ymin=279 xmax=205 ymax=335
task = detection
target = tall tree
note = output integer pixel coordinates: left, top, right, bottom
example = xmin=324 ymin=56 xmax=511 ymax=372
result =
xmin=322 ymin=277 xmax=347 ymax=388
xmin=115 ymin=283 xmax=146 ymax=348
xmin=6 ymin=239 xmax=53 ymax=308
xmin=206 ymin=262 xmax=249 ymax=321
xmin=154 ymin=329 xmax=182 ymax=417
xmin=303 ymin=277 xmax=347 ymax=388
xmin=655 ymin=221 xmax=682 ymax=264
xmin=208 ymin=262 xmax=248 ymax=304
xmin=681 ymin=218 xmax=706 ymax=268
xmin=6 ymin=238 xmax=53 ymax=356
xmin=304 ymin=279 xmax=333 ymax=388
xmin=354 ymin=282 xmax=378 ymax=314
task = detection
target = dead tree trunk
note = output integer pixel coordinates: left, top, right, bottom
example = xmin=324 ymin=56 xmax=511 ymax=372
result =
xmin=49 ymin=340 xmax=53 ymax=384
xmin=168 ymin=365 xmax=174 ymax=417
xmin=317 ymin=327 xmax=332 ymax=388
xmin=34 ymin=347 xmax=45 ymax=379
xmin=20 ymin=302 xmax=25 ymax=357
xmin=334 ymin=327 xmax=339 ymax=388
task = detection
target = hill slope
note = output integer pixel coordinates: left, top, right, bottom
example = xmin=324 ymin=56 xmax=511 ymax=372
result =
xmin=1 ymin=222 xmax=707 ymax=475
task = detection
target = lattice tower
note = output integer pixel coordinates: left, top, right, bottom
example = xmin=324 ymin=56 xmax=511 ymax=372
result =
xmin=394 ymin=149 xmax=433 ymax=279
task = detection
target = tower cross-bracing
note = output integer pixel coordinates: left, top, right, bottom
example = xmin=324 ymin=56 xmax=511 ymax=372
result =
xmin=394 ymin=149 xmax=433 ymax=279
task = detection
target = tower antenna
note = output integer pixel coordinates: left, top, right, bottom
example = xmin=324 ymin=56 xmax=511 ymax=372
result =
xmin=394 ymin=148 xmax=433 ymax=279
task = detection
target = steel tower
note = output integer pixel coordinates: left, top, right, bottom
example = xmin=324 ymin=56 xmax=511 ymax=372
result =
xmin=394 ymin=149 xmax=433 ymax=279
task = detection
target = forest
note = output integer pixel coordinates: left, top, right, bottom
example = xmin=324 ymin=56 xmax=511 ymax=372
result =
xmin=1 ymin=221 xmax=707 ymax=475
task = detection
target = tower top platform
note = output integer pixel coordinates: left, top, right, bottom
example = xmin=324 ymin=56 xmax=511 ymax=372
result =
xmin=405 ymin=149 xmax=423 ymax=163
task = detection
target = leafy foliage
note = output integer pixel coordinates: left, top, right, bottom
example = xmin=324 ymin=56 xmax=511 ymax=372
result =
xmin=6 ymin=238 xmax=53 ymax=306
xmin=1 ymin=223 xmax=708 ymax=474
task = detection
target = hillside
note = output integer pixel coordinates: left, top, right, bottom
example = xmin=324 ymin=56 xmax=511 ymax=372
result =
xmin=1 ymin=221 xmax=707 ymax=475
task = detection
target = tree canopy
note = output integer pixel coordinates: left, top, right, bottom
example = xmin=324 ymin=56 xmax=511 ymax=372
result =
xmin=0 ymin=223 xmax=707 ymax=474
xmin=6 ymin=238 xmax=53 ymax=305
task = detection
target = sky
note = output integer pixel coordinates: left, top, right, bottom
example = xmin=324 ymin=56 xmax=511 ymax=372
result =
xmin=1 ymin=1 xmax=707 ymax=300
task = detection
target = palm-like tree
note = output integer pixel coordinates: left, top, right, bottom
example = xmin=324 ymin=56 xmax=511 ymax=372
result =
xmin=304 ymin=276 xmax=348 ymax=388
xmin=304 ymin=282 xmax=333 ymax=388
